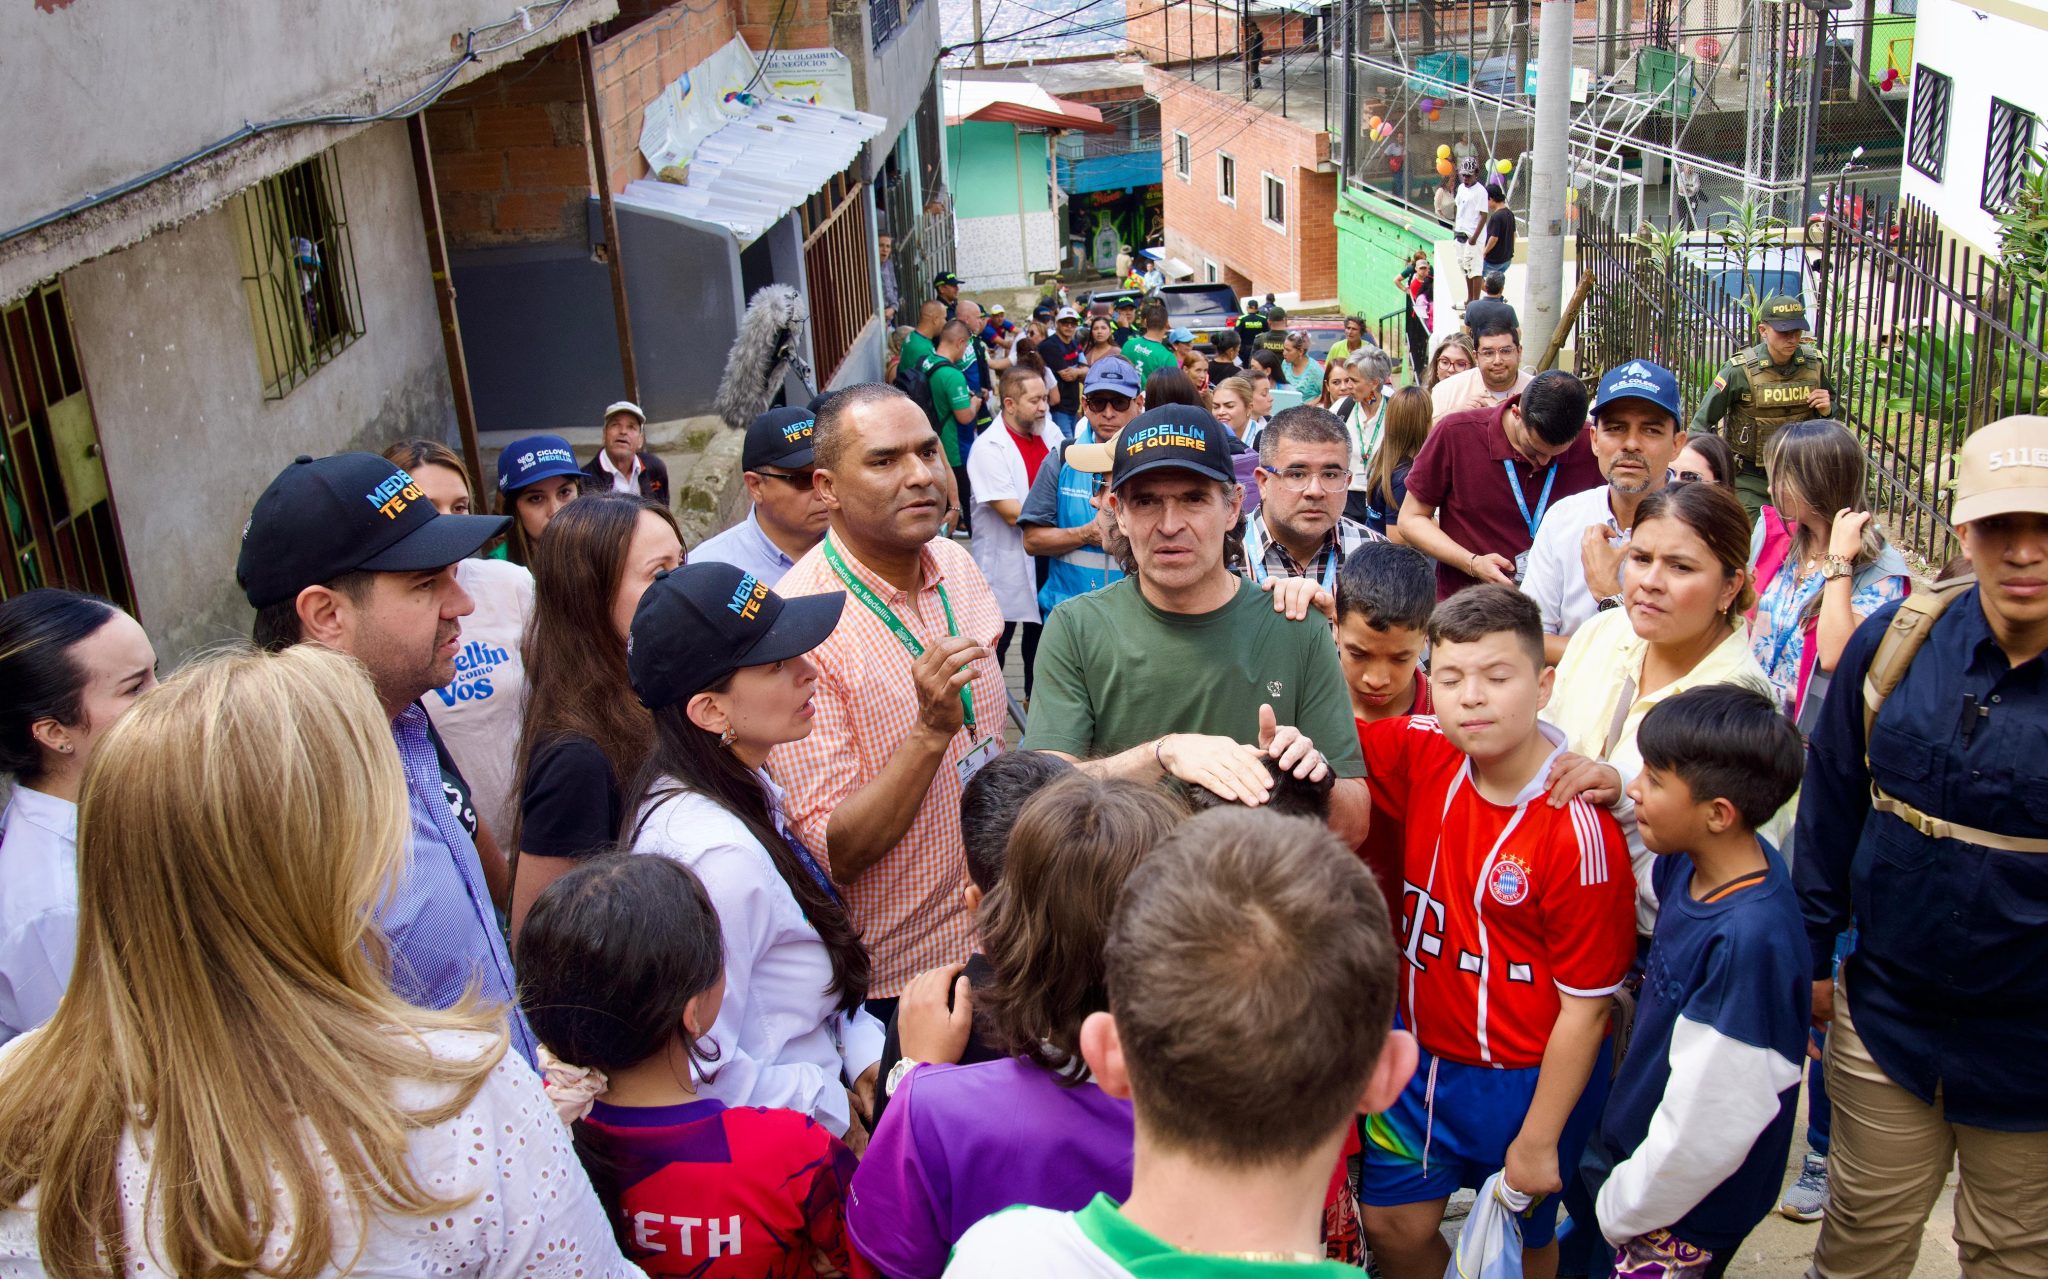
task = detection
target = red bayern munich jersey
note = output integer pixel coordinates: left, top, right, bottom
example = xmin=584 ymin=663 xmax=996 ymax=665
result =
xmin=581 ymin=1097 xmax=876 ymax=1279
xmin=1361 ymin=715 xmax=1635 ymax=1069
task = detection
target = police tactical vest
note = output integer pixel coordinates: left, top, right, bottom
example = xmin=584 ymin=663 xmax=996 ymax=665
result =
xmin=1727 ymin=342 xmax=1825 ymax=456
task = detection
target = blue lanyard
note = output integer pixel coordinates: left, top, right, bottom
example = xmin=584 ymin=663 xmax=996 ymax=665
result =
xmin=780 ymin=826 xmax=841 ymax=904
xmin=1250 ymin=534 xmax=1341 ymax=592
xmin=1504 ymin=459 xmax=1559 ymax=538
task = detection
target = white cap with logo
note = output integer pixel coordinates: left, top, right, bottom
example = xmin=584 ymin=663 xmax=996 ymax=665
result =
xmin=1953 ymin=415 xmax=2048 ymax=526
xmin=604 ymin=400 xmax=646 ymax=424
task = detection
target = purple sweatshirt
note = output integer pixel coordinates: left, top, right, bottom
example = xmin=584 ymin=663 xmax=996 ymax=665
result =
xmin=846 ymin=1057 xmax=1133 ymax=1278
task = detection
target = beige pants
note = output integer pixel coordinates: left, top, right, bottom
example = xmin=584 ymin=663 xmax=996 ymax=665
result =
xmin=1811 ymin=991 xmax=2048 ymax=1278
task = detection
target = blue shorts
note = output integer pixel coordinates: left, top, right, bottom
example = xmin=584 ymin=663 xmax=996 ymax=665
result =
xmin=1359 ymin=1039 xmax=1612 ymax=1248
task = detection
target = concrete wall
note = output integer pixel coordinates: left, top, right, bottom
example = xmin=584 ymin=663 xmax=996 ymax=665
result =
xmin=1899 ymin=0 xmax=2048 ymax=254
xmin=1149 ymin=68 xmax=1337 ymax=305
xmin=948 ymin=123 xmax=1052 ymax=219
xmin=854 ymin=0 xmax=944 ymax=183
xmin=61 ymin=124 xmax=454 ymax=665
xmin=955 ymin=211 xmax=1061 ymax=289
xmin=0 ymin=0 xmax=616 ymax=302
xmin=1335 ymin=184 xmax=1437 ymax=320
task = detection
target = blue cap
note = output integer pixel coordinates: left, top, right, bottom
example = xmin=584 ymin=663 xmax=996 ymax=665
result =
xmin=496 ymin=434 xmax=584 ymax=493
xmin=1167 ymin=327 xmax=1197 ymax=344
xmin=1083 ymin=356 xmax=1143 ymax=397
xmin=1591 ymin=359 xmax=1682 ymax=423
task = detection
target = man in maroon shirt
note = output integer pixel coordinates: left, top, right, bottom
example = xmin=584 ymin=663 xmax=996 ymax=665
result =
xmin=1396 ymin=370 xmax=1601 ymax=600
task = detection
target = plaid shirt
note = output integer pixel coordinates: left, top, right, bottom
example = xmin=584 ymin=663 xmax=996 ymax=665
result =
xmin=1240 ymin=512 xmax=1382 ymax=590
xmin=770 ymin=535 xmax=1007 ymax=997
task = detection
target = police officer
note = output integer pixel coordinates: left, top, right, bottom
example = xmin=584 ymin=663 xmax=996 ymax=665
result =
xmin=1689 ymin=294 xmax=1832 ymax=520
xmin=1796 ymin=414 xmax=2048 ymax=1279
xmin=934 ymin=270 xmax=962 ymax=318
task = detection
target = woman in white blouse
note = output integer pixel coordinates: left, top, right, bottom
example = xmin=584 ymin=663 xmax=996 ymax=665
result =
xmin=0 ymin=645 xmax=632 ymax=1279
xmin=0 ymin=589 xmax=157 ymax=1046
xmin=622 ymin=562 xmax=884 ymax=1147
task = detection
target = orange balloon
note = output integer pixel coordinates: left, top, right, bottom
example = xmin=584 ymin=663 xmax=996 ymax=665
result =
xmin=1437 ymin=158 xmax=1454 ymax=176
xmin=1368 ymin=115 xmax=1383 ymax=130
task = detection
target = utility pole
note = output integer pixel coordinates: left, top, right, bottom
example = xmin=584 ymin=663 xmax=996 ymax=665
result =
xmin=1523 ymin=0 xmax=1572 ymax=365
xmin=973 ymin=0 xmax=986 ymax=68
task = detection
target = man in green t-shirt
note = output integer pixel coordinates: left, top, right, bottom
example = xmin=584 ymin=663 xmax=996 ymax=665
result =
xmin=1020 ymin=404 xmax=1369 ymax=841
xmin=925 ymin=319 xmax=983 ymax=481
xmin=899 ymin=299 xmax=945 ymax=373
xmin=1120 ymin=300 xmax=1180 ymax=386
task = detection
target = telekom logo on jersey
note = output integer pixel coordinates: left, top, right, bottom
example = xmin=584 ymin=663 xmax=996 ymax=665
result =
xmin=632 ymin=1212 xmax=744 ymax=1258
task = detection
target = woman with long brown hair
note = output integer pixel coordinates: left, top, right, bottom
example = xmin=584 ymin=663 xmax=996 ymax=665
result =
xmin=621 ymin=562 xmax=882 ymax=1146
xmin=510 ymin=492 xmax=683 ymax=938
xmin=0 ymin=645 xmax=632 ymax=1278
xmin=1362 ymin=385 xmax=1431 ymax=541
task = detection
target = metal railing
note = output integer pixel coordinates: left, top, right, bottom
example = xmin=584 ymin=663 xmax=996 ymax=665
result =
xmin=801 ymin=165 xmax=879 ymax=388
xmin=233 ymin=152 xmax=365 ymax=400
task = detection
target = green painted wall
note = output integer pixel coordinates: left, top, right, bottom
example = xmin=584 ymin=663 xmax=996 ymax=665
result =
xmin=945 ymin=121 xmax=1052 ymax=221
xmin=1335 ymin=184 xmax=1437 ymax=323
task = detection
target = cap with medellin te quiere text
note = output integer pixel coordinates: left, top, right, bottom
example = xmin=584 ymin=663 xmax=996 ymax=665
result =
xmin=237 ymin=453 xmax=509 ymax=609
xmin=743 ymin=406 xmax=818 ymax=472
xmin=1107 ymin=405 xmax=1238 ymax=491
xmin=627 ymin=561 xmax=846 ymax=710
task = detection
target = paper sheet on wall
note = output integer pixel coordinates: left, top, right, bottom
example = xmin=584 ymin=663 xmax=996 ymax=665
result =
xmin=637 ymin=37 xmax=776 ymax=172
xmin=762 ymin=49 xmax=855 ymax=110
xmin=638 ymin=81 xmax=687 ymax=170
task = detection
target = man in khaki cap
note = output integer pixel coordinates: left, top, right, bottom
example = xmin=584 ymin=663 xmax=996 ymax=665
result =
xmin=1795 ymin=415 xmax=2048 ymax=1279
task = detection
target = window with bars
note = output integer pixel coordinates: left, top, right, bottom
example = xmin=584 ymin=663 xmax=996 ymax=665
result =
xmin=870 ymin=0 xmax=901 ymax=49
xmin=1906 ymin=66 xmax=1952 ymax=182
xmin=1263 ymin=172 xmax=1286 ymax=231
xmin=1219 ymin=153 xmax=1236 ymax=204
xmin=1174 ymin=132 xmax=1190 ymax=180
xmin=1983 ymin=98 xmax=2036 ymax=214
xmin=234 ymin=152 xmax=364 ymax=399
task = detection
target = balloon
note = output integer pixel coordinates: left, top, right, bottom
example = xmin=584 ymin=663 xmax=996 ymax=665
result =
xmin=1437 ymin=158 xmax=1454 ymax=176
xmin=1369 ymin=115 xmax=1383 ymax=130
xmin=1496 ymin=158 xmax=1513 ymax=173
xmin=1429 ymin=108 xmax=1442 ymax=121
xmin=1436 ymin=144 xmax=1452 ymax=159
xmin=1390 ymin=157 xmax=1403 ymax=172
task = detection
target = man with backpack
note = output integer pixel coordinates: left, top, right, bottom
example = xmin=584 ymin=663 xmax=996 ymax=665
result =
xmin=1796 ymin=414 xmax=2048 ymax=1278
xmin=921 ymin=320 xmax=983 ymax=533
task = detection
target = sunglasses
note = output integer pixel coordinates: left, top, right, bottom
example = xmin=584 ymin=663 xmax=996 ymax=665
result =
xmin=1085 ymin=393 xmax=1134 ymax=412
xmin=754 ymin=468 xmax=816 ymax=486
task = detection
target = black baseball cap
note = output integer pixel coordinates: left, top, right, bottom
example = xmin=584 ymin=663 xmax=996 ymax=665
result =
xmin=628 ymin=562 xmax=846 ymax=709
xmin=934 ymin=271 xmax=962 ymax=290
xmin=743 ymin=406 xmax=818 ymax=471
xmin=1108 ymin=405 xmax=1238 ymax=491
xmin=237 ymin=453 xmax=509 ymax=609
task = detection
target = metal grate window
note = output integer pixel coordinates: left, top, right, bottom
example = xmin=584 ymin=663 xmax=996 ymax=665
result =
xmin=1983 ymin=98 xmax=2036 ymax=214
xmin=1174 ymin=132 xmax=1190 ymax=180
xmin=870 ymin=0 xmax=901 ymax=48
xmin=1906 ymin=66 xmax=1952 ymax=183
xmin=234 ymin=151 xmax=364 ymax=400
xmin=1219 ymin=153 xmax=1236 ymax=203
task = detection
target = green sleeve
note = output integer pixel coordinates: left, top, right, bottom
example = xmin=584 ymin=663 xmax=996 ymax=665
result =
xmin=1018 ymin=605 xmax=1098 ymax=757
xmin=1690 ymin=363 xmax=1741 ymax=433
xmin=932 ymin=366 xmax=974 ymax=420
xmin=1293 ymin=623 xmax=1366 ymax=777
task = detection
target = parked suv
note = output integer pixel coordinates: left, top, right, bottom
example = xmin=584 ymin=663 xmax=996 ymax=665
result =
xmin=1155 ymin=283 xmax=1241 ymax=345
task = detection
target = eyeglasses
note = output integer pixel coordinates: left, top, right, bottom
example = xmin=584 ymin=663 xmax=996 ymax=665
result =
xmin=754 ymin=469 xmax=816 ymax=486
xmin=1260 ymin=466 xmax=1355 ymax=492
xmin=1085 ymin=393 xmax=1134 ymax=412
xmin=1674 ymin=469 xmax=1708 ymax=484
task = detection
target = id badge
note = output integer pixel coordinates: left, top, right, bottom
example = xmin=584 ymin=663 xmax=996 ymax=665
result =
xmin=956 ymin=736 xmax=998 ymax=786
xmin=1513 ymin=550 xmax=1530 ymax=584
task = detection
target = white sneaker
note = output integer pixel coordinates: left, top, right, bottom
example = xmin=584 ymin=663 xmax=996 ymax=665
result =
xmin=1780 ymin=1153 xmax=1828 ymax=1222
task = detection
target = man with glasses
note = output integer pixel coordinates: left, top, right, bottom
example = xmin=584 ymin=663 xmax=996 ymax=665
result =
xmin=1242 ymin=406 xmax=1382 ymax=591
xmin=1431 ymin=312 xmax=1531 ymax=421
xmin=689 ymin=406 xmax=831 ymax=585
xmin=1019 ymin=357 xmax=1143 ymax=616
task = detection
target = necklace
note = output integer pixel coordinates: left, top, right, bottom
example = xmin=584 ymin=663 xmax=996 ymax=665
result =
xmin=1208 ymin=1249 xmax=1324 ymax=1264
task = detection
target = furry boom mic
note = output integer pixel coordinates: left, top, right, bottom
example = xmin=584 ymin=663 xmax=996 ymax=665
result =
xmin=714 ymin=284 xmax=815 ymax=431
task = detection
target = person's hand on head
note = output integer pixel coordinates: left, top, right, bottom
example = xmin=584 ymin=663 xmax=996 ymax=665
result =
xmin=1260 ymin=574 xmax=1338 ymax=622
xmin=1828 ymin=508 xmax=1871 ymax=561
xmin=1157 ymin=733 xmax=1275 ymax=804
xmin=1468 ymin=551 xmax=1517 ymax=586
xmin=1544 ymin=750 xmax=1623 ymax=809
xmin=1579 ymin=525 xmax=1626 ymax=599
xmin=1258 ymin=703 xmax=1329 ymax=783
xmin=912 ymin=634 xmax=989 ymax=738
xmin=898 ymin=964 xmax=976 ymax=1064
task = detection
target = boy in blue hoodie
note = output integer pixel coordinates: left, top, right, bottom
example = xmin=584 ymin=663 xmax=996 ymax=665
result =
xmin=1584 ymin=685 xmax=1809 ymax=1277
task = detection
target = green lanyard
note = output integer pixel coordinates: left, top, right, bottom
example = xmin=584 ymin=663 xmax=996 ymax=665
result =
xmin=822 ymin=534 xmax=976 ymax=736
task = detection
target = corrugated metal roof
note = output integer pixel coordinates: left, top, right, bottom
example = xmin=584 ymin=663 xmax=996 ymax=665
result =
xmin=614 ymin=97 xmax=888 ymax=246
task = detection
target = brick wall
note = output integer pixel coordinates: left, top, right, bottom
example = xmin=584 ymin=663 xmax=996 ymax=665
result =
xmin=425 ymin=43 xmax=595 ymax=246
xmin=1148 ymin=67 xmax=1336 ymax=305
xmin=735 ymin=0 xmax=834 ymax=60
xmin=1123 ymin=0 xmax=1306 ymax=67
xmin=589 ymin=0 xmax=741 ymax=193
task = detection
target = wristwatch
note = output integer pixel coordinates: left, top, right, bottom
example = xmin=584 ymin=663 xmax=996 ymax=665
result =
xmin=1596 ymin=593 xmax=1624 ymax=611
xmin=885 ymin=1057 xmax=923 ymax=1099
xmin=1822 ymin=554 xmax=1854 ymax=581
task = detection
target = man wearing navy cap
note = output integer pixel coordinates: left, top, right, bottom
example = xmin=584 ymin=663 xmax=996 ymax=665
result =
xmin=582 ymin=400 xmax=671 ymax=503
xmin=934 ymin=270 xmax=962 ymax=318
xmin=1021 ymin=406 xmax=1368 ymax=840
xmin=1519 ymin=360 xmax=1685 ymax=663
xmin=238 ymin=452 xmax=538 ymax=1069
xmin=692 ymin=407 xmax=831 ymax=586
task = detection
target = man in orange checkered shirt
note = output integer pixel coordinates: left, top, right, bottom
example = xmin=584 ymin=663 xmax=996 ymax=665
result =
xmin=770 ymin=384 xmax=1007 ymax=1024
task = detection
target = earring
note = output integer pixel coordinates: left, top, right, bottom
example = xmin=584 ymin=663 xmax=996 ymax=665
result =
xmin=718 ymin=727 xmax=736 ymax=749
xmin=57 ymin=744 xmax=73 ymax=754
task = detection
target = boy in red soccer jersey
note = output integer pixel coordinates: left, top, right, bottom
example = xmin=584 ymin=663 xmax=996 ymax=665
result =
xmin=1355 ymin=586 xmax=1636 ymax=1279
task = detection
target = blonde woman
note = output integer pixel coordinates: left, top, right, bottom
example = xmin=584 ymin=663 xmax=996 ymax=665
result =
xmin=0 ymin=646 xmax=633 ymax=1279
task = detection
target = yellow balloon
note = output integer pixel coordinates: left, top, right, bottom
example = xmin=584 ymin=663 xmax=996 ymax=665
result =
xmin=1496 ymin=158 xmax=1513 ymax=173
xmin=1436 ymin=144 xmax=1451 ymax=159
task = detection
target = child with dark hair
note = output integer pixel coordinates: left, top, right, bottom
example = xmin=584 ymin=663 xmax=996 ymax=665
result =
xmin=1335 ymin=542 xmax=1435 ymax=917
xmin=1356 ymin=586 xmax=1636 ymax=1279
xmin=1176 ymin=756 xmax=1334 ymax=821
xmin=517 ymin=854 xmax=873 ymax=1279
xmin=1582 ymin=685 xmax=1808 ymax=1278
xmin=871 ymin=750 xmax=1077 ymax=1120
xmin=945 ymin=808 xmax=1418 ymax=1276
